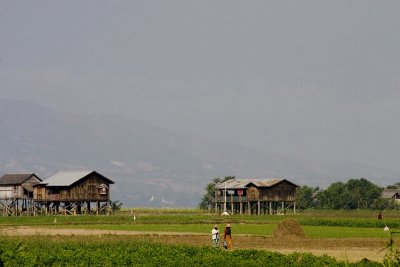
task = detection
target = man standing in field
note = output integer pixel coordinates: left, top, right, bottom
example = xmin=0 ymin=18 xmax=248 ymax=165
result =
xmin=211 ymin=224 xmax=220 ymax=248
xmin=224 ymin=224 xmax=233 ymax=250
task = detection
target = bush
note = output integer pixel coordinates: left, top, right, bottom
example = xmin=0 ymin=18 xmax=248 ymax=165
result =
xmin=110 ymin=200 xmax=123 ymax=212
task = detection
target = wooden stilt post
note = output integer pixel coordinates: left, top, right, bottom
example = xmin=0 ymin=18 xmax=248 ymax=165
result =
xmin=230 ymin=195 xmax=234 ymax=214
xmin=214 ymin=190 xmax=218 ymax=213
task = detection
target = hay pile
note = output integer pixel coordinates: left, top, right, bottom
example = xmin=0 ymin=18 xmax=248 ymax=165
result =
xmin=273 ymin=219 xmax=306 ymax=239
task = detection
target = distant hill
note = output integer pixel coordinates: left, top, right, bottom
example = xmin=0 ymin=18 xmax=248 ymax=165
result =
xmin=0 ymin=98 xmax=399 ymax=207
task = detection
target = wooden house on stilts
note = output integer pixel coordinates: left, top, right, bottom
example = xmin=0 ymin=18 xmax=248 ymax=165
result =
xmin=33 ymin=170 xmax=114 ymax=215
xmin=0 ymin=173 xmax=42 ymax=216
xmin=214 ymin=179 xmax=299 ymax=215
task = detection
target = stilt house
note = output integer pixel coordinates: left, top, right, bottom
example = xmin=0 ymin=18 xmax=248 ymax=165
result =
xmin=0 ymin=173 xmax=42 ymax=215
xmin=214 ymin=178 xmax=299 ymax=215
xmin=33 ymin=170 xmax=114 ymax=215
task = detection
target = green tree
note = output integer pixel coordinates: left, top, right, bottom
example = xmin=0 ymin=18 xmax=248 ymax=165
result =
xmin=346 ymin=178 xmax=383 ymax=209
xmin=319 ymin=182 xmax=347 ymax=209
xmin=386 ymin=182 xmax=400 ymax=189
xmin=296 ymin=186 xmax=318 ymax=210
xmin=318 ymin=178 xmax=383 ymax=210
xmin=371 ymin=197 xmax=392 ymax=210
xmin=199 ymin=176 xmax=235 ymax=210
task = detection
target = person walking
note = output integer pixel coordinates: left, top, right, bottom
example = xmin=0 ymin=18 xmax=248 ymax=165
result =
xmin=211 ymin=224 xmax=220 ymax=248
xmin=378 ymin=211 xmax=383 ymax=220
xmin=224 ymin=224 xmax=233 ymax=250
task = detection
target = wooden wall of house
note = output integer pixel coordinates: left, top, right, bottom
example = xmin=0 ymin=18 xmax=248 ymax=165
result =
xmin=33 ymin=186 xmax=46 ymax=200
xmin=258 ymin=181 xmax=297 ymax=201
xmin=0 ymin=185 xmax=23 ymax=199
xmin=34 ymin=173 xmax=111 ymax=202
xmin=22 ymin=176 xmax=42 ymax=197
xmin=1 ymin=176 xmax=42 ymax=199
xmin=247 ymin=186 xmax=260 ymax=200
xmin=64 ymin=174 xmax=111 ymax=201
xmin=23 ymin=176 xmax=42 ymax=188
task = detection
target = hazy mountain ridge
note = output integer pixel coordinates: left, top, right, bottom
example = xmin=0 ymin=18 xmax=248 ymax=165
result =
xmin=0 ymin=98 xmax=398 ymax=207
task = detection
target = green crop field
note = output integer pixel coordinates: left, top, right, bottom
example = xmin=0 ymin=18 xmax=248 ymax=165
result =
xmin=0 ymin=236 xmax=381 ymax=267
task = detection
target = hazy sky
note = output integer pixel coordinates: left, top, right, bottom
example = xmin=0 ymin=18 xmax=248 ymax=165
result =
xmin=1 ymin=1 xmax=400 ymax=171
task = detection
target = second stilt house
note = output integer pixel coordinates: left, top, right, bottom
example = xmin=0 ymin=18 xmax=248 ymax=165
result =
xmin=214 ymin=178 xmax=299 ymax=215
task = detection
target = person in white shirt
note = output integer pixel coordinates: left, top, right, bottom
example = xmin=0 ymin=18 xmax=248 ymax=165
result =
xmin=211 ymin=224 xmax=220 ymax=248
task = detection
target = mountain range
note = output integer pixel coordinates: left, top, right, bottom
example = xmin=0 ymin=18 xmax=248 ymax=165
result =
xmin=0 ymin=98 xmax=398 ymax=207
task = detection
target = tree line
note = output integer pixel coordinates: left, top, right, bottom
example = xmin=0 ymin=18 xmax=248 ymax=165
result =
xmin=200 ymin=177 xmax=400 ymax=210
xmin=297 ymin=178 xmax=399 ymax=210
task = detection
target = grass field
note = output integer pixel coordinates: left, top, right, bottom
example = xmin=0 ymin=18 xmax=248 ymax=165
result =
xmin=1 ymin=209 xmax=399 ymax=266
xmin=1 ymin=209 xmax=397 ymax=238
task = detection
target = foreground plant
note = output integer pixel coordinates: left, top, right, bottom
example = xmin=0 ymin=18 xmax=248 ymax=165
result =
xmin=383 ymin=231 xmax=400 ymax=266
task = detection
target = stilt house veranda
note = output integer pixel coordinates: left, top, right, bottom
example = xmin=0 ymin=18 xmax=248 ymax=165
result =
xmin=214 ymin=178 xmax=299 ymax=215
xmin=33 ymin=170 xmax=114 ymax=215
xmin=0 ymin=173 xmax=42 ymax=215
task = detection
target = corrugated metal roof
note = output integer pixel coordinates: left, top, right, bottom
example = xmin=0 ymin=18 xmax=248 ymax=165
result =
xmin=215 ymin=178 xmax=292 ymax=189
xmin=0 ymin=173 xmax=41 ymax=185
xmin=40 ymin=171 xmax=94 ymax=187
xmin=215 ymin=179 xmax=250 ymax=189
xmin=249 ymin=179 xmax=283 ymax=187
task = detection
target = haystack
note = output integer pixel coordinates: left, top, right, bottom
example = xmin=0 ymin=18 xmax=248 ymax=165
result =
xmin=273 ymin=219 xmax=306 ymax=239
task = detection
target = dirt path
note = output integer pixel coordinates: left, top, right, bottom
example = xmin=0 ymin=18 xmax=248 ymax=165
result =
xmin=1 ymin=226 xmax=386 ymax=263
